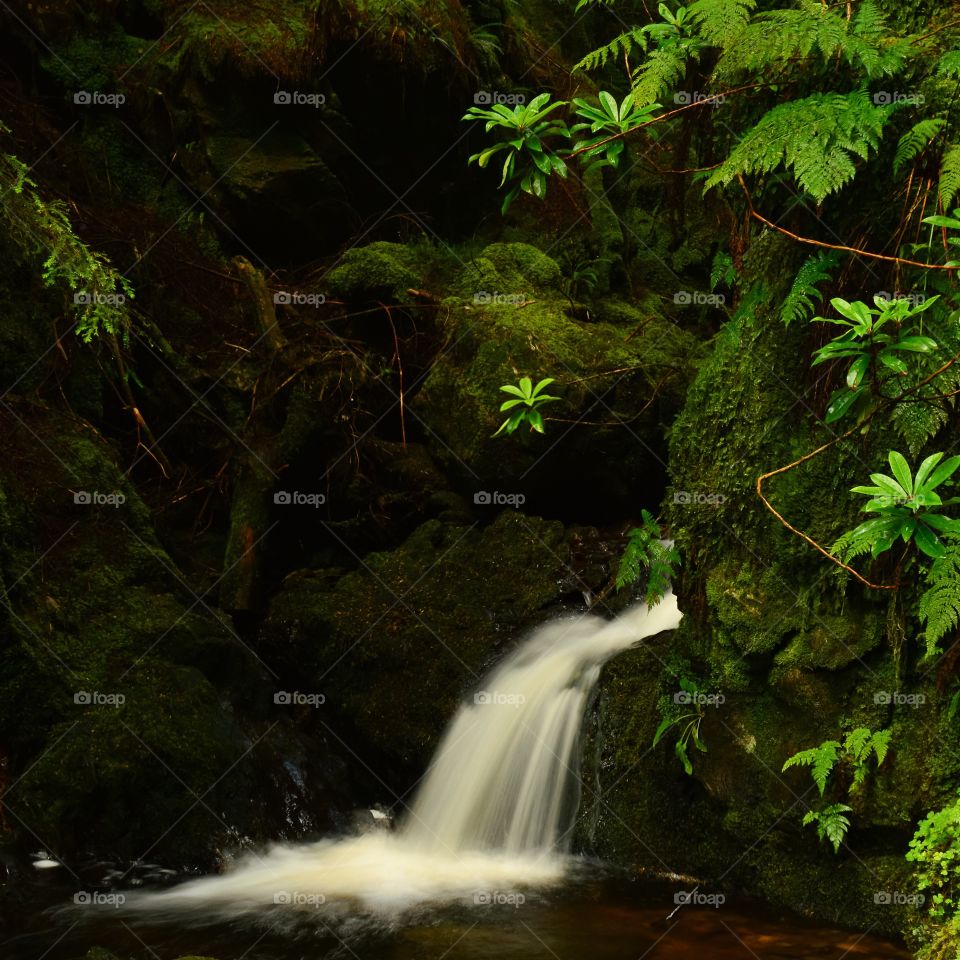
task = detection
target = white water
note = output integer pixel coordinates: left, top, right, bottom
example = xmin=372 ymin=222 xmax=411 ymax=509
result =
xmin=125 ymin=593 xmax=681 ymax=919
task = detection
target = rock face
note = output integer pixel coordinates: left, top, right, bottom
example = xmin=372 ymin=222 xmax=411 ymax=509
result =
xmin=579 ymin=243 xmax=957 ymax=937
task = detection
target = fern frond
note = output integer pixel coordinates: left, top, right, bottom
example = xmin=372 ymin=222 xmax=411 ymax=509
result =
xmin=939 ymin=144 xmax=960 ymax=209
xmin=686 ymin=0 xmax=755 ymax=48
xmin=937 ymin=49 xmax=960 ymax=78
xmin=891 ymin=400 xmax=947 ymax=457
xmin=631 ymin=43 xmax=695 ymax=106
xmin=780 ymin=251 xmax=838 ymax=326
xmin=783 ymin=741 xmax=840 ymax=795
xmin=706 ymin=91 xmax=895 ymax=202
xmin=894 ymin=118 xmax=947 ymax=176
xmin=715 ymin=0 xmax=903 ymax=80
xmin=574 ymin=26 xmax=647 ymax=73
xmin=920 ymin=544 xmax=960 ymax=655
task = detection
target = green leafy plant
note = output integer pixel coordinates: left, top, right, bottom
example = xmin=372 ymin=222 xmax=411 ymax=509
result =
xmin=463 ymin=93 xmax=571 ymax=213
xmin=493 ymin=376 xmax=560 ymax=436
xmin=783 ymin=727 xmax=890 ymax=853
xmin=780 ymin=251 xmax=838 ymax=326
xmin=802 ymin=804 xmax=854 ymax=855
xmin=907 ymin=793 xmax=960 ymax=922
xmin=811 ymin=296 xmax=939 ymax=423
xmin=615 ymin=509 xmax=681 ymax=605
xmin=653 ymin=677 xmax=708 ymax=776
xmin=832 ymin=451 xmax=960 ymax=562
xmin=1 ymin=142 xmax=133 ymax=342
xmin=918 ymin=545 xmax=960 ymax=656
xmin=570 ymin=92 xmax=661 ymax=173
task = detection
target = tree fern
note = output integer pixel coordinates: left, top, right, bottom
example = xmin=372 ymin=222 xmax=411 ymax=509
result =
xmin=939 ymin=144 xmax=960 ymax=209
xmin=894 ymin=118 xmax=947 ymax=176
xmin=891 ymin=400 xmax=947 ymax=457
xmin=631 ymin=43 xmax=695 ymax=106
xmin=780 ymin=251 xmax=838 ymax=326
xmin=573 ymin=26 xmax=647 ymax=73
xmin=705 ymin=91 xmax=896 ymax=203
xmin=937 ymin=49 xmax=960 ymax=78
xmin=919 ymin=544 xmax=960 ymax=655
xmin=686 ymin=0 xmax=755 ymax=48
xmin=715 ymin=0 xmax=904 ymax=80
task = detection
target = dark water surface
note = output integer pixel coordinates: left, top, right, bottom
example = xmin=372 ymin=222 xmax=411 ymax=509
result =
xmin=1 ymin=863 xmax=910 ymax=960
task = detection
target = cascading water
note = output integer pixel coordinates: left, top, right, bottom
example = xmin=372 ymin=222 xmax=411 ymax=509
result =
xmin=123 ymin=593 xmax=681 ymax=919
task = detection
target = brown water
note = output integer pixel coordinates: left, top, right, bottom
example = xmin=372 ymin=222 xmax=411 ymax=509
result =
xmin=1 ymin=867 xmax=910 ymax=960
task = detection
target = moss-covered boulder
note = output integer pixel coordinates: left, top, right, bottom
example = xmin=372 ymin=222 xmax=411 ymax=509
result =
xmin=0 ymin=403 xmax=353 ymax=863
xmin=413 ymin=243 xmax=702 ymax=516
xmin=583 ymin=238 xmax=959 ymax=935
xmin=263 ymin=511 xmax=573 ymax=768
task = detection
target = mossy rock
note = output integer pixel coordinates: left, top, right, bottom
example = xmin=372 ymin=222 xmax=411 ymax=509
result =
xmin=414 ymin=276 xmax=701 ymax=514
xmin=324 ymin=241 xmax=422 ymax=303
xmin=264 ymin=512 xmax=571 ymax=767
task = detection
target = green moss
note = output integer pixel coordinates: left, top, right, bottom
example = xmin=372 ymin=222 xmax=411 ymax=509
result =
xmin=265 ymin=512 xmax=569 ymax=765
xmin=324 ymin=241 xmax=422 ymax=302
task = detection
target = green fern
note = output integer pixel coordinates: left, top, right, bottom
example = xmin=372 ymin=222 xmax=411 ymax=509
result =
xmin=803 ymin=804 xmax=853 ymax=854
xmin=939 ymin=144 xmax=960 ymax=210
xmin=919 ymin=545 xmax=960 ymax=656
xmin=894 ymin=118 xmax=948 ymax=176
xmin=783 ymin=740 xmax=840 ymax=795
xmin=715 ymin=0 xmax=905 ymax=80
xmin=616 ymin=510 xmax=681 ymax=606
xmin=780 ymin=251 xmax=838 ymax=326
xmin=632 ymin=43 xmax=695 ymax=106
xmin=705 ymin=91 xmax=896 ymax=203
xmin=573 ymin=26 xmax=647 ymax=73
xmin=937 ymin=49 xmax=960 ymax=78
xmin=686 ymin=0 xmax=755 ymax=48
xmin=891 ymin=400 xmax=948 ymax=457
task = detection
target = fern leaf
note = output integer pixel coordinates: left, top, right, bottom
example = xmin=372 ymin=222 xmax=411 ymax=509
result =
xmin=891 ymin=400 xmax=947 ymax=457
xmin=939 ymin=144 xmax=960 ymax=209
xmin=687 ymin=0 xmax=756 ymax=47
xmin=920 ymin=545 xmax=960 ymax=655
xmin=894 ymin=118 xmax=947 ymax=176
xmin=631 ymin=43 xmax=694 ymax=106
xmin=780 ymin=251 xmax=838 ymax=326
xmin=574 ymin=27 xmax=647 ymax=74
xmin=705 ymin=91 xmax=895 ymax=202
xmin=937 ymin=49 xmax=960 ymax=78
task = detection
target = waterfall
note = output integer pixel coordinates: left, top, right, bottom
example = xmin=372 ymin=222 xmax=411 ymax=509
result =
xmin=123 ymin=593 xmax=681 ymax=918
